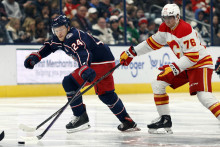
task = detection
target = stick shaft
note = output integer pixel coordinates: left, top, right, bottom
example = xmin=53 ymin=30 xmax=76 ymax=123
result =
xmin=37 ymin=63 xmax=121 ymax=140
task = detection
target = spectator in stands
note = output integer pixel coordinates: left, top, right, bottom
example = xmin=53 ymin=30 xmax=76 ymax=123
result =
xmin=24 ymin=3 xmax=37 ymax=19
xmin=109 ymin=15 xmax=124 ymax=45
xmin=64 ymin=0 xmax=80 ymax=19
xmin=5 ymin=18 xmax=29 ymax=43
xmin=31 ymin=0 xmax=46 ymax=17
xmin=213 ymin=15 xmax=220 ymax=38
xmin=126 ymin=0 xmax=136 ymax=10
xmin=79 ymin=0 xmax=90 ymax=9
xmin=127 ymin=6 xmax=138 ymax=28
xmin=70 ymin=20 xmax=81 ymax=29
xmin=146 ymin=19 xmax=156 ymax=37
xmin=22 ymin=17 xmax=36 ymax=43
xmin=2 ymin=0 xmax=22 ymax=19
xmin=92 ymin=17 xmax=115 ymax=45
xmin=87 ymin=7 xmax=98 ymax=26
xmin=72 ymin=5 xmax=92 ymax=33
xmin=194 ymin=9 xmax=209 ymax=42
xmin=138 ymin=17 xmax=148 ymax=42
xmin=118 ymin=15 xmax=139 ymax=45
xmin=213 ymin=0 xmax=220 ymax=16
xmin=191 ymin=0 xmax=210 ymax=14
xmin=184 ymin=1 xmax=194 ymax=21
xmin=40 ymin=5 xmax=50 ymax=31
xmin=213 ymin=15 xmax=220 ymax=46
xmin=0 ymin=0 xmax=8 ymax=22
xmin=97 ymin=0 xmax=111 ymax=19
xmin=89 ymin=0 xmax=99 ymax=9
xmin=34 ymin=17 xmax=49 ymax=43
xmin=136 ymin=9 xmax=145 ymax=20
xmin=0 ymin=1 xmax=10 ymax=43
xmin=111 ymin=8 xmax=121 ymax=16
xmin=51 ymin=11 xmax=59 ymax=19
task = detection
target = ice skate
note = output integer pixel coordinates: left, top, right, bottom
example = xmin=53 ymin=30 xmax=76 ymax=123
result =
xmin=66 ymin=111 xmax=91 ymax=133
xmin=118 ymin=115 xmax=141 ymax=132
xmin=147 ymin=115 xmax=173 ymax=134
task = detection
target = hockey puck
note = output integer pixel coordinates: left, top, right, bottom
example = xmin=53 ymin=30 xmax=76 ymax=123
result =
xmin=18 ymin=141 xmax=25 ymax=144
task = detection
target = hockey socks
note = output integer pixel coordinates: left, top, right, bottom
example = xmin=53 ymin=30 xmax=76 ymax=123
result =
xmin=67 ymin=96 xmax=85 ymax=116
xmin=99 ymin=92 xmax=128 ymax=122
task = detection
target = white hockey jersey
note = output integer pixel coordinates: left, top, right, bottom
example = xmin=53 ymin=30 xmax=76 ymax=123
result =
xmin=134 ymin=19 xmax=213 ymax=71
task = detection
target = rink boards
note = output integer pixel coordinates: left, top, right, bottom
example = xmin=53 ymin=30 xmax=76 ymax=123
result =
xmin=0 ymin=45 xmax=220 ymax=97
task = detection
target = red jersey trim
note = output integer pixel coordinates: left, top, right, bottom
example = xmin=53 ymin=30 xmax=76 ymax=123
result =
xmin=188 ymin=55 xmax=213 ymax=69
xmin=159 ymin=19 xmax=192 ymax=38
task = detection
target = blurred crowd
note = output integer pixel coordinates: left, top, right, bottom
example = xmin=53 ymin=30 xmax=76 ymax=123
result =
xmin=0 ymin=0 xmax=220 ymax=45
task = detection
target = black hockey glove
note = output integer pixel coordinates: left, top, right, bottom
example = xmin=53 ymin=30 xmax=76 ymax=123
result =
xmin=215 ymin=57 xmax=220 ymax=75
xmin=24 ymin=52 xmax=41 ymax=69
xmin=79 ymin=65 xmax=96 ymax=83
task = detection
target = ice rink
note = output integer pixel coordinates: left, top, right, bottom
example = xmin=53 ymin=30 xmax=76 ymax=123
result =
xmin=0 ymin=93 xmax=220 ymax=147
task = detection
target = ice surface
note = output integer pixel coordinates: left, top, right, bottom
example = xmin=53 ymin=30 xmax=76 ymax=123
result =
xmin=0 ymin=93 xmax=220 ymax=147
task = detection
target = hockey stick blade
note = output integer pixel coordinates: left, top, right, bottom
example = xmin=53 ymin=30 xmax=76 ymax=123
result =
xmin=19 ymin=123 xmax=36 ymax=132
xmin=36 ymin=63 xmax=121 ymax=140
xmin=18 ymin=136 xmax=39 ymax=144
xmin=0 ymin=131 xmax=4 ymax=141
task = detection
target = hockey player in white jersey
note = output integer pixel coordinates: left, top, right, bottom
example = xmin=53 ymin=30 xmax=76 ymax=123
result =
xmin=120 ymin=3 xmax=220 ymax=134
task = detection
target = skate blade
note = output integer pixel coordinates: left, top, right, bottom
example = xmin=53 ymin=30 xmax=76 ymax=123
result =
xmin=148 ymin=128 xmax=173 ymax=134
xmin=123 ymin=127 xmax=141 ymax=132
xmin=67 ymin=123 xmax=91 ymax=133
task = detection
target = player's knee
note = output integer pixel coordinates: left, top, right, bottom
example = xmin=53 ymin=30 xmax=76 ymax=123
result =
xmin=197 ymin=91 xmax=218 ymax=108
xmin=151 ymin=80 xmax=169 ymax=94
xmin=62 ymin=75 xmax=78 ymax=92
xmin=98 ymin=92 xmax=118 ymax=105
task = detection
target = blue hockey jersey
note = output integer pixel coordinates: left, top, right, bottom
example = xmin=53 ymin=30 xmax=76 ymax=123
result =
xmin=38 ymin=27 xmax=115 ymax=67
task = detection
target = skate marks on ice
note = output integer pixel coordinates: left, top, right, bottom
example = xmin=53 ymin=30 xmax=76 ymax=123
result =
xmin=0 ymin=93 xmax=220 ymax=147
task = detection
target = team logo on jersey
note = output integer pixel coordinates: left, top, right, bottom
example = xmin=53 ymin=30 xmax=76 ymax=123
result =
xmin=66 ymin=33 xmax=73 ymax=39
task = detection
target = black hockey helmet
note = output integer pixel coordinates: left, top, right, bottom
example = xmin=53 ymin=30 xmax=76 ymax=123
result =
xmin=51 ymin=15 xmax=70 ymax=34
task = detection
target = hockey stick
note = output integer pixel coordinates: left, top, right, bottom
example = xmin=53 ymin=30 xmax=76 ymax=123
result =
xmin=18 ymin=63 xmax=121 ymax=143
xmin=19 ymin=106 xmax=64 ymax=132
xmin=0 ymin=131 xmax=4 ymax=141
xmin=19 ymin=63 xmax=121 ymax=132
xmin=18 ymin=80 xmax=87 ymax=144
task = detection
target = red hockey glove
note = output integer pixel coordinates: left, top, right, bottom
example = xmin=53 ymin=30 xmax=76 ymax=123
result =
xmin=79 ymin=65 xmax=96 ymax=83
xmin=158 ymin=63 xmax=181 ymax=78
xmin=24 ymin=52 xmax=42 ymax=69
xmin=215 ymin=57 xmax=220 ymax=75
xmin=120 ymin=46 xmax=137 ymax=66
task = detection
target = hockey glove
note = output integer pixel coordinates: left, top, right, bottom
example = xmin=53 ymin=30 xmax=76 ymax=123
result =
xmin=79 ymin=65 xmax=96 ymax=83
xmin=158 ymin=63 xmax=181 ymax=78
xmin=24 ymin=52 xmax=41 ymax=69
xmin=120 ymin=46 xmax=137 ymax=66
xmin=215 ymin=57 xmax=220 ymax=75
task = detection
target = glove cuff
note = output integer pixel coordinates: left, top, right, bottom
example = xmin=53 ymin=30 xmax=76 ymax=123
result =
xmin=169 ymin=63 xmax=180 ymax=76
xmin=30 ymin=52 xmax=42 ymax=61
xmin=79 ymin=65 xmax=89 ymax=77
xmin=126 ymin=46 xmax=137 ymax=58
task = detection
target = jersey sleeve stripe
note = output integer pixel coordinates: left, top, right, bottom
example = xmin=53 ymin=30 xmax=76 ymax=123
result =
xmin=146 ymin=37 xmax=163 ymax=50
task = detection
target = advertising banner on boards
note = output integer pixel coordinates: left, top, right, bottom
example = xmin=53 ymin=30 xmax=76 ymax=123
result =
xmin=16 ymin=46 xmax=220 ymax=84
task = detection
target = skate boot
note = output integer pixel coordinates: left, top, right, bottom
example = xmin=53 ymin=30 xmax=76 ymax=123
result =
xmin=147 ymin=115 xmax=173 ymax=134
xmin=66 ymin=111 xmax=91 ymax=133
xmin=118 ymin=115 xmax=141 ymax=132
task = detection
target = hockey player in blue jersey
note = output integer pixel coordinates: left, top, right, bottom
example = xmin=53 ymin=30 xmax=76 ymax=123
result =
xmin=24 ymin=15 xmax=140 ymax=133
